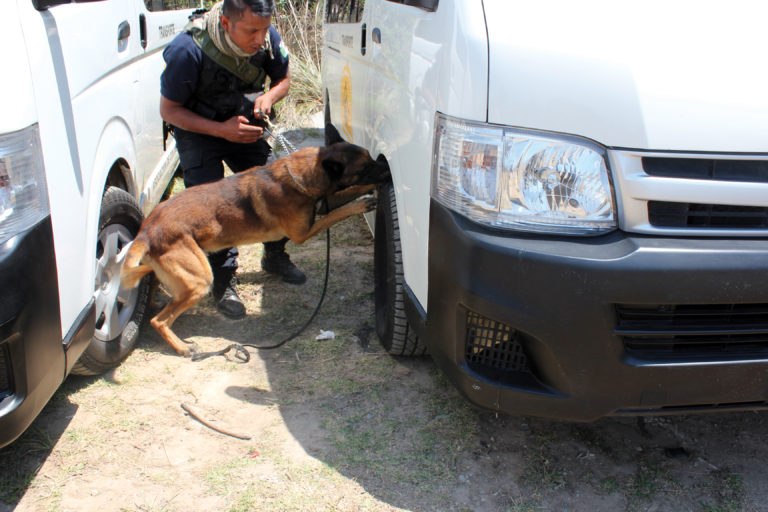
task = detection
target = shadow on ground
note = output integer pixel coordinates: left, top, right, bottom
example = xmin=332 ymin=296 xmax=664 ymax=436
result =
xmin=0 ymin=376 xmax=93 ymax=510
xmin=188 ymin=216 xmax=768 ymax=512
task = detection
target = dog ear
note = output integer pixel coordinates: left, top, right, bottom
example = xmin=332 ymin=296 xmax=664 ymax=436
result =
xmin=325 ymin=124 xmax=343 ymax=146
xmin=322 ymin=158 xmax=345 ymax=182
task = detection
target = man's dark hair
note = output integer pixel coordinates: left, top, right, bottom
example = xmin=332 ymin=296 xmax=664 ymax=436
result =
xmin=222 ymin=0 xmax=274 ymax=20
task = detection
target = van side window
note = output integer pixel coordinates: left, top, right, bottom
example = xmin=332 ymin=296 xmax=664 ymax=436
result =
xmin=145 ymin=0 xmax=198 ymax=12
xmin=326 ymin=0 xmax=365 ymax=23
xmin=385 ymin=0 xmax=438 ymax=12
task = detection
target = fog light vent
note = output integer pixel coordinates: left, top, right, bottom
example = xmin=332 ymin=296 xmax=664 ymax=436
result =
xmin=465 ymin=311 xmax=530 ymax=372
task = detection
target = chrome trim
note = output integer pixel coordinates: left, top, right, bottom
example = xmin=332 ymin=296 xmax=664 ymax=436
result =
xmin=608 ymin=150 xmax=768 ymax=237
xmin=139 ymin=136 xmax=180 ymax=215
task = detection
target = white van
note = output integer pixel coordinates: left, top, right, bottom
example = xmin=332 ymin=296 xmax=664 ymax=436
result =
xmin=0 ymin=0 xmax=199 ymax=447
xmin=322 ymin=0 xmax=768 ymax=420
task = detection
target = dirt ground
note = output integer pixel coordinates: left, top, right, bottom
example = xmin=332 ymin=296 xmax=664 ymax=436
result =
xmin=2 ymin=130 xmax=768 ymax=512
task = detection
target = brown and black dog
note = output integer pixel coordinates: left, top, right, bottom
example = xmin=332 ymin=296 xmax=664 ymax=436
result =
xmin=120 ymin=142 xmax=389 ymax=356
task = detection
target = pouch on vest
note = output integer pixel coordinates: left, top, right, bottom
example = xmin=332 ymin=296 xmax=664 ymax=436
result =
xmin=188 ymin=26 xmax=267 ymax=89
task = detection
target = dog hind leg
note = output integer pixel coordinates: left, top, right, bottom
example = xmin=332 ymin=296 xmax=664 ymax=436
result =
xmin=149 ymin=288 xmax=209 ymax=356
xmin=149 ymin=240 xmax=214 ymax=356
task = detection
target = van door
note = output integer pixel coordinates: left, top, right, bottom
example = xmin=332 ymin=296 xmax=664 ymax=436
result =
xmin=362 ymin=0 xmax=442 ymax=308
xmin=132 ymin=0 xmax=199 ymax=203
xmin=322 ymin=0 xmax=370 ymax=148
xmin=37 ymin=0 xmax=197 ymax=346
xmin=38 ymin=0 xmax=141 ymax=342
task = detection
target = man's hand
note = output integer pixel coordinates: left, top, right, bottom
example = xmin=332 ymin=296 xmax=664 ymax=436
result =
xmin=253 ymin=94 xmax=274 ymax=120
xmin=253 ymin=73 xmax=291 ymax=120
xmin=160 ymin=97 xmax=265 ymax=144
xmin=218 ymin=116 xmax=264 ymax=143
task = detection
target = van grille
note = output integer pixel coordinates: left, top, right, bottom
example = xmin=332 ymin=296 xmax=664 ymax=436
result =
xmin=648 ymin=201 xmax=768 ymax=229
xmin=609 ymin=150 xmax=768 ymax=236
xmin=642 ymin=157 xmax=768 ymax=183
xmin=615 ymin=303 xmax=768 ymax=362
xmin=465 ymin=311 xmax=531 ymax=373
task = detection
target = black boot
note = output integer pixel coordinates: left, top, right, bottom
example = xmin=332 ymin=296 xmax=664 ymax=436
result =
xmin=261 ymin=242 xmax=306 ymax=285
xmin=212 ymin=276 xmax=246 ymax=319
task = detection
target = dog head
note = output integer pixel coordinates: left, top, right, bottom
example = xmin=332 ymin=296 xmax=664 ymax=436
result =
xmin=320 ymin=142 xmax=391 ymax=191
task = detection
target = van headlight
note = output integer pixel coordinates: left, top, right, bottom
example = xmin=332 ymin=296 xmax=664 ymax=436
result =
xmin=431 ymin=113 xmax=615 ymax=235
xmin=0 ymin=125 xmax=50 ymax=245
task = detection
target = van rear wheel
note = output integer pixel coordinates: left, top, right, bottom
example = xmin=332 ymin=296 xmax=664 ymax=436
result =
xmin=71 ymin=187 xmax=150 ymax=375
xmin=374 ymin=183 xmax=427 ymax=356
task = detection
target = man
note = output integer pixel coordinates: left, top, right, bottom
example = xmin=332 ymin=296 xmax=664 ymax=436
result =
xmin=160 ymin=0 xmax=305 ymax=320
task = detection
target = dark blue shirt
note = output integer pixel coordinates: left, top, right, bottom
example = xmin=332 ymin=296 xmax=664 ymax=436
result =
xmin=161 ymin=25 xmax=289 ymax=104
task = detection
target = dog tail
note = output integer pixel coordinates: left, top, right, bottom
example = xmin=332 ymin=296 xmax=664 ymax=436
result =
xmin=120 ymin=236 xmax=153 ymax=289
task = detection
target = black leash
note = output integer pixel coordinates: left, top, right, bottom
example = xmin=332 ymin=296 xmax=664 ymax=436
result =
xmin=191 ymin=205 xmax=332 ymax=363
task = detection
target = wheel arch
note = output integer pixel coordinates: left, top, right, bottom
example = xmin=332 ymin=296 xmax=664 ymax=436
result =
xmin=83 ymin=119 xmax=138 ymax=284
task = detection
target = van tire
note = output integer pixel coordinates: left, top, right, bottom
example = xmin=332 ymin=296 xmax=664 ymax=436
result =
xmin=374 ymin=183 xmax=427 ymax=356
xmin=71 ymin=187 xmax=150 ymax=375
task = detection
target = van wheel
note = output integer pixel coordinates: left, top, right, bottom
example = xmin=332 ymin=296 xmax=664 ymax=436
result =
xmin=374 ymin=183 xmax=427 ymax=356
xmin=71 ymin=187 xmax=150 ymax=375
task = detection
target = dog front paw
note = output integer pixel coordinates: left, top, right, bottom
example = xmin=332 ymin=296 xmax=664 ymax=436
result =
xmin=358 ymin=194 xmax=377 ymax=212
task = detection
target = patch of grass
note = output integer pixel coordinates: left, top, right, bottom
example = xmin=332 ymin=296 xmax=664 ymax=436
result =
xmin=519 ymin=426 xmax=566 ymax=493
xmin=598 ymin=476 xmax=620 ymax=495
xmin=504 ymin=497 xmax=541 ymax=512
xmin=203 ymin=457 xmax=251 ymax=496
xmin=168 ymin=175 xmax=185 ymax=196
xmin=629 ymin=464 xmax=661 ymax=501
xmin=699 ymin=470 xmax=746 ymax=512
xmin=520 ymin=458 xmax=566 ymax=493
xmin=228 ymin=483 xmax=259 ymax=512
xmin=625 ymin=460 xmax=682 ymax=509
xmin=0 ymin=425 xmax=55 ymax=503
xmin=273 ymin=1 xmax=323 ymax=128
xmin=0 ymin=465 xmax=37 ymax=505
xmin=61 ymin=427 xmax=91 ymax=450
xmin=316 ymin=373 xmax=480 ymax=509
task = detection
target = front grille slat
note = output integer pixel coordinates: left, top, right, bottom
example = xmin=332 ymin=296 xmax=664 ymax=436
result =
xmin=611 ymin=150 xmax=768 ymax=236
xmin=616 ymin=303 xmax=768 ymax=362
xmin=642 ymin=157 xmax=768 ymax=183
xmin=648 ymin=201 xmax=768 ymax=229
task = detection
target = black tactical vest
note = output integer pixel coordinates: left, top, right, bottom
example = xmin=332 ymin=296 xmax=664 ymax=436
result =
xmin=184 ymin=28 xmax=269 ymax=123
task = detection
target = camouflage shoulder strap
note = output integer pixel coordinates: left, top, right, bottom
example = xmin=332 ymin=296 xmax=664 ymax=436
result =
xmin=188 ymin=25 xmax=267 ymax=88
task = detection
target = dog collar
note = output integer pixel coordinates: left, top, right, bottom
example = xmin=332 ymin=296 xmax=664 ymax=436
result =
xmin=286 ymin=166 xmax=313 ymax=197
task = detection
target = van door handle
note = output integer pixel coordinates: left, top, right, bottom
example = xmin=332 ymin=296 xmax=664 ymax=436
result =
xmin=139 ymin=13 xmax=147 ymax=49
xmin=118 ymin=20 xmax=131 ymax=43
xmin=372 ymin=27 xmax=381 ymax=44
xmin=361 ymin=23 xmax=367 ymax=56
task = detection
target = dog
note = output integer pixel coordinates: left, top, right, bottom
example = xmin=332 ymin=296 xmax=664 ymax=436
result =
xmin=120 ymin=142 xmax=390 ymax=356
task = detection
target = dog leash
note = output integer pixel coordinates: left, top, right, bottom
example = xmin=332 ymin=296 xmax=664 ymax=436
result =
xmin=191 ymin=217 xmax=330 ymax=362
xmin=191 ymin=118 xmax=331 ymax=363
xmin=260 ymin=114 xmax=298 ymax=155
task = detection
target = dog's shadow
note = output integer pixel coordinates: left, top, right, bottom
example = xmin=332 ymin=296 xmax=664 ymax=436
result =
xmin=139 ymin=257 xmax=331 ymax=357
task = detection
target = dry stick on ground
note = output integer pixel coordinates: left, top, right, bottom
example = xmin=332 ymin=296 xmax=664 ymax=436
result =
xmin=180 ymin=403 xmax=251 ymax=440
